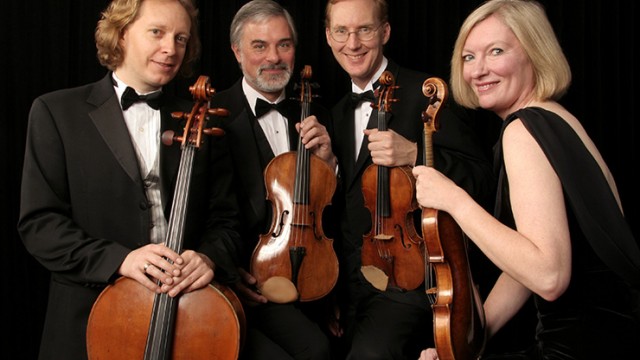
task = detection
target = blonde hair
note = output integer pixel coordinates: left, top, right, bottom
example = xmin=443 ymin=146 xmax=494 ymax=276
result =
xmin=95 ymin=0 xmax=201 ymax=77
xmin=451 ymin=0 xmax=571 ymax=109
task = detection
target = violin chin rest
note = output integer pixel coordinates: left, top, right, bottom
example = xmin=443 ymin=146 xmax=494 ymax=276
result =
xmin=259 ymin=276 xmax=299 ymax=304
xmin=361 ymin=265 xmax=389 ymax=291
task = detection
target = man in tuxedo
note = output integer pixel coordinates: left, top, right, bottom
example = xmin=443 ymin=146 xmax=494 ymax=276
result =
xmin=324 ymin=0 xmax=496 ymax=358
xmin=17 ymin=1 xmax=241 ymax=359
xmin=208 ymin=1 xmax=337 ymax=359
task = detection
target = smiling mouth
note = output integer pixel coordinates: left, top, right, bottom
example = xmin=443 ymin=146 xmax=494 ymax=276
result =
xmin=476 ymin=82 xmax=497 ymax=92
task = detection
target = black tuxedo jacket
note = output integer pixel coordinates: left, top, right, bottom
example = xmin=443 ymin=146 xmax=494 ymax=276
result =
xmin=18 ymin=73 xmax=241 ymax=359
xmin=329 ymin=60 xmax=495 ymax=305
xmin=209 ymin=78 xmax=334 ymax=278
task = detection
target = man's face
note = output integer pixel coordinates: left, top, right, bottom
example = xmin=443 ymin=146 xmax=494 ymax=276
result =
xmin=117 ymin=0 xmax=191 ymax=92
xmin=232 ymin=15 xmax=295 ymax=101
xmin=325 ymin=0 xmax=390 ymax=89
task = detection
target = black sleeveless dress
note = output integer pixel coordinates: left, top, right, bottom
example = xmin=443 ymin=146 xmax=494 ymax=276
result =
xmin=485 ymin=107 xmax=640 ymax=360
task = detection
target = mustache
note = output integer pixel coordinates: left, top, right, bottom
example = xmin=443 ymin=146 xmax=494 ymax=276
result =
xmin=258 ymin=63 xmax=290 ymax=74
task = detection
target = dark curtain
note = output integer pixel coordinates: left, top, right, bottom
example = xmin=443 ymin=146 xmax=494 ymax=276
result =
xmin=2 ymin=1 xmax=637 ymax=358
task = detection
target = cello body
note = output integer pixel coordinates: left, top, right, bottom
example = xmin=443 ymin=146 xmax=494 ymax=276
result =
xmin=86 ymin=76 xmax=245 ymax=359
xmin=86 ymin=278 xmax=244 ymax=360
xmin=250 ymin=65 xmax=339 ymax=303
xmin=420 ymin=77 xmax=485 ymax=360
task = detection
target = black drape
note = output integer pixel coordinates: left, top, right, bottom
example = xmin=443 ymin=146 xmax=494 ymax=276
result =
xmin=3 ymin=1 xmax=637 ymax=358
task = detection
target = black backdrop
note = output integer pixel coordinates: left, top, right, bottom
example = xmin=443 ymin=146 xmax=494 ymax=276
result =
xmin=2 ymin=1 xmax=638 ymax=358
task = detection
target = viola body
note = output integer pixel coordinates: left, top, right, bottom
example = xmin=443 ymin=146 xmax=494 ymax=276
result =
xmin=422 ymin=208 xmax=485 ymax=360
xmin=86 ymin=277 xmax=245 ymax=360
xmin=361 ymin=164 xmax=424 ymax=291
xmin=251 ymin=151 xmax=339 ymax=303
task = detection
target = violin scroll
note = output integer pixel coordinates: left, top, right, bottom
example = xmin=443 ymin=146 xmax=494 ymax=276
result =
xmin=421 ymin=77 xmax=447 ymax=138
xmin=373 ymin=70 xmax=399 ymax=113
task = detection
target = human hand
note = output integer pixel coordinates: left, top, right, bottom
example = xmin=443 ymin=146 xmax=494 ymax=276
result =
xmin=297 ymin=115 xmax=336 ymax=167
xmin=231 ymin=267 xmax=268 ymax=306
xmin=412 ymin=165 xmax=460 ymax=212
xmin=418 ymin=348 xmax=439 ymax=360
xmin=365 ymin=128 xmax=417 ymax=167
xmin=119 ymin=243 xmax=183 ymax=294
xmin=160 ymin=250 xmax=215 ymax=297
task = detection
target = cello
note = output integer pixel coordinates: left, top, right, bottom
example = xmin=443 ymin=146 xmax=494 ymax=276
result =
xmin=86 ymin=76 xmax=245 ymax=360
xmin=420 ymin=77 xmax=486 ymax=360
xmin=360 ymin=71 xmax=424 ymax=292
xmin=250 ymin=65 xmax=339 ymax=303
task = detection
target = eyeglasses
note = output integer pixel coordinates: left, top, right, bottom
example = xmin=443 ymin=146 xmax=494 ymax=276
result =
xmin=329 ymin=24 xmax=383 ymax=43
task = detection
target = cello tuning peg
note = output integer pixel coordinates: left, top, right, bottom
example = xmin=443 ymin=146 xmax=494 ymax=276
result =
xmin=208 ymin=108 xmax=229 ymax=117
xmin=203 ymin=127 xmax=225 ymax=137
xmin=171 ymin=111 xmax=186 ymax=120
xmin=161 ymin=130 xmax=181 ymax=146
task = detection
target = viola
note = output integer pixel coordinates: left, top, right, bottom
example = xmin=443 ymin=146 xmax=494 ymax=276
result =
xmin=250 ymin=65 xmax=339 ymax=303
xmin=420 ymin=77 xmax=486 ymax=360
xmin=360 ymin=70 xmax=424 ymax=291
xmin=86 ymin=76 xmax=245 ymax=360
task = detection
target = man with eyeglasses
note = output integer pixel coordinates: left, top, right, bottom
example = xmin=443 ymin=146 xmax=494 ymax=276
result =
xmin=324 ymin=0 xmax=496 ymax=358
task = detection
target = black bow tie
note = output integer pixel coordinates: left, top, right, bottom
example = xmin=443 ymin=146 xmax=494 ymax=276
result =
xmin=255 ymin=98 xmax=292 ymax=118
xmin=121 ymin=86 xmax=163 ymax=110
xmin=349 ymin=90 xmax=375 ymax=108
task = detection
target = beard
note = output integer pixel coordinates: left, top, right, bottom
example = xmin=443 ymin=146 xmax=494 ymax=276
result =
xmin=246 ymin=63 xmax=292 ymax=93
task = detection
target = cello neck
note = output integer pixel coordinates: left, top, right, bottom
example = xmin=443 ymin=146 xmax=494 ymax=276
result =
xmin=145 ymin=75 xmax=225 ymax=359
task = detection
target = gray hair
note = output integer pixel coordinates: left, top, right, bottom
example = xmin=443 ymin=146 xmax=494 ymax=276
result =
xmin=230 ymin=0 xmax=298 ymax=47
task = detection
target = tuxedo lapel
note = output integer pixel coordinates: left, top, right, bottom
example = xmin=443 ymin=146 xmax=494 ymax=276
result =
xmin=224 ymin=85 xmax=271 ymax=224
xmin=353 ymin=107 xmax=381 ymax=177
xmin=88 ymin=75 xmax=141 ymax=184
xmin=252 ymin=117 xmax=276 ymax=164
xmin=333 ymin=99 xmax=359 ymax=190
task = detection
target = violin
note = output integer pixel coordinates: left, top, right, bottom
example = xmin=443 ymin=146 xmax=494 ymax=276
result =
xmin=250 ymin=65 xmax=339 ymax=303
xmin=360 ymin=71 xmax=424 ymax=291
xmin=86 ymin=76 xmax=245 ymax=360
xmin=420 ymin=77 xmax=486 ymax=360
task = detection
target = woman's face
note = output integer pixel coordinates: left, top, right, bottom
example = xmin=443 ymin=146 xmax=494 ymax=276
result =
xmin=461 ymin=15 xmax=536 ymax=119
